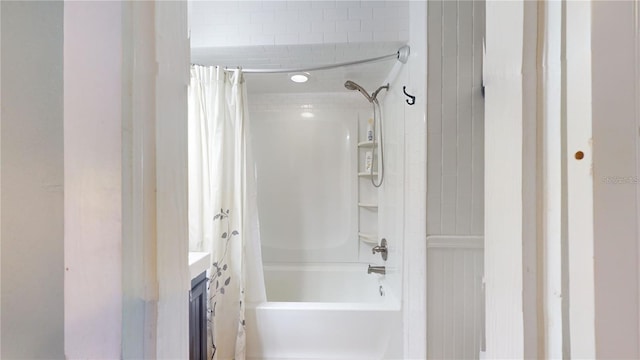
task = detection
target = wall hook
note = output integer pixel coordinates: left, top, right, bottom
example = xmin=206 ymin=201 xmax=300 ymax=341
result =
xmin=403 ymin=86 xmax=415 ymax=105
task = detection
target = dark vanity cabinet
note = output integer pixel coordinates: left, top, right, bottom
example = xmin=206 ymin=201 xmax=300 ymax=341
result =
xmin=189 ymin=271 xmax=207 ymax=360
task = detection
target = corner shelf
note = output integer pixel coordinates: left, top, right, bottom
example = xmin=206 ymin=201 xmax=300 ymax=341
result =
xmin=357 ymin=122 xmax=379 ymax=248
xmin=358 ymin=232 xmax=378 ymax=245
xmin=358 ymin=203 xmax=378 ymax=209
xmin=357 ymin=140 xmax=375 ymax=148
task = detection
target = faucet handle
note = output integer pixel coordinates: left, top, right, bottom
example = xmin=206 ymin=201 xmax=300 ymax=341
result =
xmin=371 ymin=238 xmax=388 ymax=261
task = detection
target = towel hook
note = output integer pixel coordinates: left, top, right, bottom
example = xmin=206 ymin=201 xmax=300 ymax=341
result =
xmin=403 ymin=86 xmax=415 ymax=105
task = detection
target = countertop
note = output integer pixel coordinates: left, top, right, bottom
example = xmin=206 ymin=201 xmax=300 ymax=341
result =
xmin=188 ymin=252 xmax=210 ymax=280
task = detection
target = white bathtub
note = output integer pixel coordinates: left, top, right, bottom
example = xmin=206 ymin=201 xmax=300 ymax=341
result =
xmin=246 ymin=264 xmax=401 ymax=360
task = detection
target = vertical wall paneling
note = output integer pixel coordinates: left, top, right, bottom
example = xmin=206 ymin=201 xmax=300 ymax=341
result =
xmin=426 ymin=0 xmax=443 ymax=235
xmin=0 ymin=3 xmax=3 ymax=352
xmin=427 ymin=1 xmax=485 ymax=358
xmin=427 ymin=0 xmax=485 ymax=238
xmin=456 ymin=1 xmax=473 ymax=235
xmin=427 ymin=236 xmax=484 ymax=359
xmin=470 ymin=1 xmax=485 ymax=233
xmin=440 ymin=0 xmax=458 ymax=234
xmin=521 ymin=1 xmax=539 ymax=358
xmin=637 ymin=3 xmax=640 ymax=355
xmin=1 ymin=2 xmax=64 ymax=357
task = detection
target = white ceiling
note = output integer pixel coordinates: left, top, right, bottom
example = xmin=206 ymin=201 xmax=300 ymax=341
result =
xmin=191 ymin=41 xmax=406 ymax=94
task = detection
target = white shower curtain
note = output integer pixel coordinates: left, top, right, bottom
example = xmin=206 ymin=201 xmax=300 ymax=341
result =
xmin=188 ymin=65 xmax=266 ymax=360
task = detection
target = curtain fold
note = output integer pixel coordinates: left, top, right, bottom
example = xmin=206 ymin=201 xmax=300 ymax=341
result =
xmin=188 ymin=65 xmax=266 ymax=360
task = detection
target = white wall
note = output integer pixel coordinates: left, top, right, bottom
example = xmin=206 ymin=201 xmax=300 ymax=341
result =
xmin=426 ymin=0 xmax=485 ymax=358
xmin=155 ymin=2 xmax=191 ymax=357
xmin=1 ymin=1 xmax=64 ymax=357
xmin=65 ymin=2 xmax=190 ymax=358
xmin=190 ymin=0 xmax=409 ymax=48
xmin=121 ymin=2 xmax=160 ymax=358
xmin=483 ymin=1 xmax=535 ymax=357
xmin=401 ymin=2 xmax=428 ymax=357
xmin=0 ymin=2 xmax=192 ymax=357
xmin=64 ymin=2 xmax=123 ymax=357
xmin=592 ymin=2 xmax=640 ymax=358
xmin=564 ymin=2 xmax=596 ymax=358
xmin=539 ymin=2 xmax=566 ymax=357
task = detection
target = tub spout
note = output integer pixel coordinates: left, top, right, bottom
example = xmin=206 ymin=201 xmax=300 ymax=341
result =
xmin=367 ymin=265 xmax=386 ymax=275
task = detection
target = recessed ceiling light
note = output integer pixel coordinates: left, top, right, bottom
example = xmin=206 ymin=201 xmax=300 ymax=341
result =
xmin=301 ymin=111 xmax=314 ymax=118
xmin=290 ymin=72 xmax=310 ymax=83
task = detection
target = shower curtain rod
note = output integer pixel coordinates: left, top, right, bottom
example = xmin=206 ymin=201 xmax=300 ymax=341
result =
xmin=208 ymin=45 xmax=410 ymax=74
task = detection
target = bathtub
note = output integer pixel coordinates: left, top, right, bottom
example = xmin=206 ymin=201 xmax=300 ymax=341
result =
xmin=246 ymin=263 xmax=401 ymax=360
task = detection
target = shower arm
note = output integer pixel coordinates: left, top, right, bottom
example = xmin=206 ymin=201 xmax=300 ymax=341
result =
xmin=371 ymin=84 xmax=390 ymax=101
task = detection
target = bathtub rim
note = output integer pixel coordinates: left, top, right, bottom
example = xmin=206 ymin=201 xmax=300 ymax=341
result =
xmin=247 ymin=287 xmax=401 ymax=311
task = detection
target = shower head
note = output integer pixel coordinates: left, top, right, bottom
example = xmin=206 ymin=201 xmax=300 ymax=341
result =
xmin=344 ymin=80 xmax=373 ymax=102
xmin=344 ymin=80 xmax=389 ymax=103
xmin=344 ymin=80 xmax=361 ymax=91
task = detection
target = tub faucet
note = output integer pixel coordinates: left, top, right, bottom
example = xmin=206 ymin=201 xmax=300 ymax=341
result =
xmin=367 ymin=265 xmax=386 ymax=275
xmin=372 ymin=238 xmax=388 ymax=261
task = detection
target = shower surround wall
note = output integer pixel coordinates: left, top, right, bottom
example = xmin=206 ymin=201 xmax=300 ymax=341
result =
xmin=248 ymin=93 xmax=364 ymax=264
xmin=248 ymin=92 xmax=390 ymax=267
xmin=427 ymin=0 xmax=486 ymax=359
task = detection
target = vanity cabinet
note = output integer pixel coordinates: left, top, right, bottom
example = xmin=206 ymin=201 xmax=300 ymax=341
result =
xmin=189 ymin=271 xmax=207 ymax=360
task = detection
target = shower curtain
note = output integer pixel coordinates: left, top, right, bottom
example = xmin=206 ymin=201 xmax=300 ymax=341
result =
xmin=188 ymin=65 xmax=266 ymax=360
